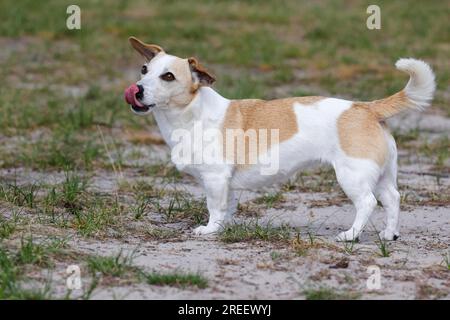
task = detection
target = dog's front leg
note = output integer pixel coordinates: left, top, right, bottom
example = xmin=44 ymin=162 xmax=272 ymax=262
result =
xmin=194 ymin=172 xmax=231 ymax=236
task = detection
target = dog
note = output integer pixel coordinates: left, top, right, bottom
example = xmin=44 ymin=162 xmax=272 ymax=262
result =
xmin=124 ymin=36 xmax=435 ymax=241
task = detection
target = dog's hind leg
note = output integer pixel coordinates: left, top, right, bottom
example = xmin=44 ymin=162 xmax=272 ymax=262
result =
xmin=225 ymin=190 xmax=239 ymax=222
xmin=334 ymin=159 xmax=381 ymax=242
xmin=375 ymin=135 xmax=400 ymax=241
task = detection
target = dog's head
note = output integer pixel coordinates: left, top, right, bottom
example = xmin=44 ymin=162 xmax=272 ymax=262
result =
xmin=125 ymin=36 xmax=215 ymax=115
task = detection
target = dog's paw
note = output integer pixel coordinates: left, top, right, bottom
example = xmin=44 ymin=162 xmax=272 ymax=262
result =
xmin=336 ymin=229 xmax=359 ymax=242
xmin=193 ymin=224 xmax=219 ymax=236
xmin=379 ymin=229 xmax=399 ymax=241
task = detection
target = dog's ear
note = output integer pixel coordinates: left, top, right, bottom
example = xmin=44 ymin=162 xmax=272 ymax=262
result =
xmin=188 ymin=57 xmax=216 ymax=87
xmin=129 ymin=36 xmax=164 ymax=61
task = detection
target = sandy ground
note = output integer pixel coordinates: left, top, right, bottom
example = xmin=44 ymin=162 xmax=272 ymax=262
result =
xmin=76 ymin=203 xmax=449 ymax=299
xmin=1 ymin=111 xmax=449 ymax=300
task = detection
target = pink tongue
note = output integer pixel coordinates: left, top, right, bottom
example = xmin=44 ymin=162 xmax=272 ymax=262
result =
xmin=124 ymin=84 xmax=144 ymax=107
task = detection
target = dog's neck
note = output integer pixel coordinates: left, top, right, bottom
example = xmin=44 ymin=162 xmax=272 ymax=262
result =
xmin=152 ymin=87 xmax=230 ymax=148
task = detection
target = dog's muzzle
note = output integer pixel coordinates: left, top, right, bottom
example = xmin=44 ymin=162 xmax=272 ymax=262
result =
xmin=124 ymin=84 xmax=154 ymax=112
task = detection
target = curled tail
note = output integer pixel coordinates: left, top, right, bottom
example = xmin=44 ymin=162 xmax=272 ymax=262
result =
xmin=368 ymin=58 xmax=436 ymax=120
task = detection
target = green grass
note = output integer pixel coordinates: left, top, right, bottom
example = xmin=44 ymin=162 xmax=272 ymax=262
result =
xmin=285 ymin=168 xmax=340 ymax=193
xmin=375 ymin=236 xmax=391 ymax=258
xmin=0 ymin=1 xmax=447 ymax=114
xmin=341 ymin=239 xmax=358 ymax=255
xmin=253 ymin=192 xmax=284 ymax=208
xmin=16 ymin=129 xmax=104 ymax=170
xmin=0 ymin=237 xmax=73 ymax=299
xmin=392 ymin=128 xmax=420 ymax=148
xmin=87 ymin=250 xmax=137 ymax=277
xmin=146 ymin=163 xmax=183 ymax=182
xmin=303 ymin=287 xmax=360 ymax=300
xmin=42 ymin=186 xmax=60 ymax=217
xmin=0 ymin=237 xmax=97 ymax=299
xmin=443 ymin=253 xmax=450 ymax=271
xmin=150 ymin=191 xmax=208 ymax=225
xmin=145 ymin=271 xmax=208 ymax=289
xmin=72 ymin=197 xmax=123 ymax=237
xmin=0 ymin=217 xmax=17 ymax=240
xmin=0 ymin=87 xmax=147 ymax=170
xmin=419 ymin=136 xmax=450 ymax=170
xmin=0 ymin=172 xmax=124 ymax=238
xmin=0 ymin=175 xmax=124 ymax=239
xmin=60 ymin=171 xmax=87 ymax=213
xmin=0 ymin=248 xmax=19 ymax=298
xmin=5 ymin=174 xmax=125 ymax=237
xmin=219 ymin=222 xmax=292 ymax=243
xmin=0 ymin=247 xmax=52 ymax=299
xmin=270 ymin=251 xmax=283 ymax=261
xmin=119 ymin=180 xmax=166 ymax=196
xmin=0 ymin=0 xmax=448 ymax=174
xmin=15 ymin=237 xmax=53 ymax=267
xmin=131 ymin=195 xmax=149 ymax=220
xmin=86 ymin=251 xmax=207 ymax=289
xmin=13 ymin=236 xmax=69 ymax=267
xmin=0 ymin=180 xmax=39 ymax=208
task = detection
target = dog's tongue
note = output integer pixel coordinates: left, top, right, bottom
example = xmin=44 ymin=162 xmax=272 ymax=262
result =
xmin=124 ymin=84 xmax=144 ymax=107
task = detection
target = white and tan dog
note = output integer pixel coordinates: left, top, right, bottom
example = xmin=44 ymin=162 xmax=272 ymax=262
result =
xmin=124 ymin=36 xmax=435 ymax=241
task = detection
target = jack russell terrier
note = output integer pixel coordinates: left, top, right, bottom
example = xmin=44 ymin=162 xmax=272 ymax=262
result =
xmin=124 ymin=36 xmax=435 ymax=242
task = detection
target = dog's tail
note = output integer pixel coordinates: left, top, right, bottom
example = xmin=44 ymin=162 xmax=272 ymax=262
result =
xmin=368 ymin=58 xmax=436 ymax=120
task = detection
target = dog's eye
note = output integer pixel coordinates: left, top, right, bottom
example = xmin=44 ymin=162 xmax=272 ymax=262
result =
xmin=141 ymin=65 xmax=148 ymax=75
xmin=160 ymin=72 xmax=175 ymax=82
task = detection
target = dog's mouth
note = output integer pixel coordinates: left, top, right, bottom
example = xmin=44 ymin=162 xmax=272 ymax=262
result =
xmin=124 ymin=84 xmax=155 ymax=114
xmin=130 ymin=103 xmax=155 ymax=113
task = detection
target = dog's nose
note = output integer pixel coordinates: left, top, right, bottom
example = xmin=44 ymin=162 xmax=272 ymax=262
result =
xmin=136 ymin=85 xmax=144 ymax=100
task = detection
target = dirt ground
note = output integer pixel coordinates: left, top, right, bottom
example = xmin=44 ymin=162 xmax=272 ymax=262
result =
xmin=1 ymin=110 xmax=449 ymax=300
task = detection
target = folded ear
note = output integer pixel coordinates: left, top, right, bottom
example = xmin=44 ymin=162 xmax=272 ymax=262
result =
xmin=129 ymin=36 xmax=164 ymax=61
xmin=188 ymin=57 xmax=216 ymax=86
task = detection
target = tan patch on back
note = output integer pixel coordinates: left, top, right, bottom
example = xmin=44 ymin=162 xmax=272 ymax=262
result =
xmin=222 ymin=96 xmax=324 ymax=166
xmin=337 ymin=103 xmax=388 ymax=166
